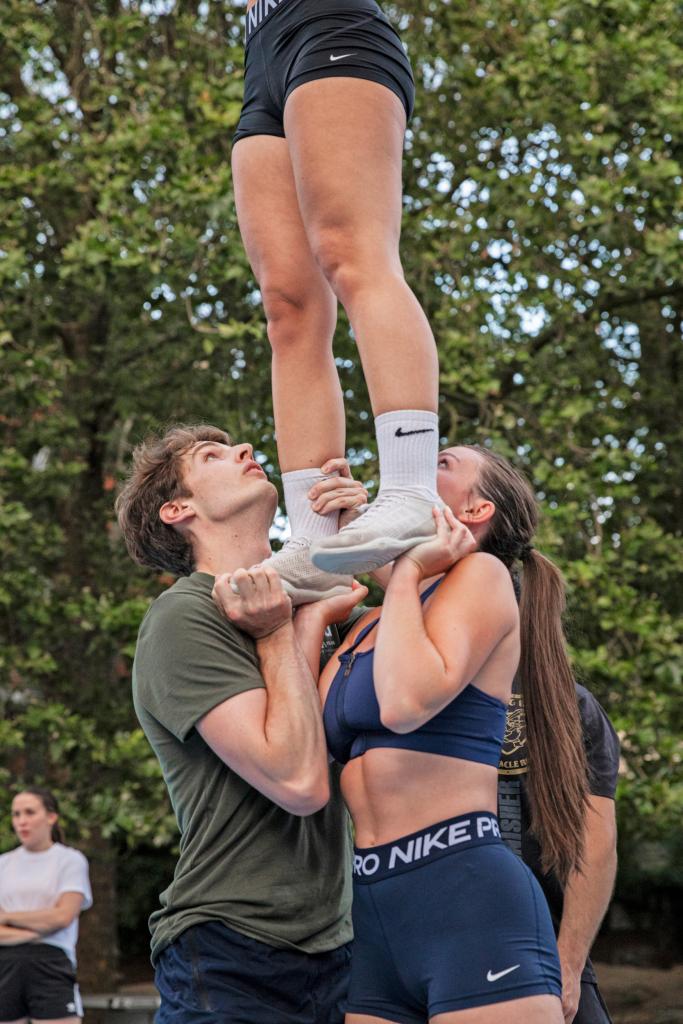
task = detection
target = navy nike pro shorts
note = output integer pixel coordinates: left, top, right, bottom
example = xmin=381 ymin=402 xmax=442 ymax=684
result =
xmin=234 ymin=0 xmax=415 ymax=144
xmin=347 ymin=812 xmax=562 ymax=1021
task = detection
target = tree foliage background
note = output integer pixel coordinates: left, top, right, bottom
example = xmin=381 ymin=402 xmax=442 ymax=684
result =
xmin=1 ymin=0 xmax=681 ymax=985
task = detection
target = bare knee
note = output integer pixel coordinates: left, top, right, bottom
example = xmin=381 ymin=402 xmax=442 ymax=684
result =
xmin=261 ymin=283 xmax=333 ymax=353
xmin=311 ymin=226 xmax=402 ymax=307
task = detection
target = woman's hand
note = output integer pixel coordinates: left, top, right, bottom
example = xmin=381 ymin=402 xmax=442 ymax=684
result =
xmin=293 ymin=581 xmax=369 ymax=680
xmin=308 ymin=458 xmax=368 ymax=527
xmin=296 ymin=580 xmax=368 ymax=630
xmin=399 ymin=506 xmax=476 ymax=579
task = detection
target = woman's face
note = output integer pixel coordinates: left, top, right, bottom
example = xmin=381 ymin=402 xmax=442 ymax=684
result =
xmin=436 ymin=446 xmax=484 ymax=519
xmin=11 ymin=792 xmax=57 ymax=852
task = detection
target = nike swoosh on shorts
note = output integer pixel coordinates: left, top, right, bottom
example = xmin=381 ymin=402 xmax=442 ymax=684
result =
xmin=486 ymin=964 xmax=521 ymax=983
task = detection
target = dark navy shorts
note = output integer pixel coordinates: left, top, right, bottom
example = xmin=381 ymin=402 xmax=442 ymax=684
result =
xmin=348 ymin=812 xmax=562 ymax=1021
xmin=0 ymin=943 xmax=83 ymax=1020
xmin=154 ymin=919 xmax=351 ymax=1024
xmin=234 ymin=0 xmax=415 ymax=144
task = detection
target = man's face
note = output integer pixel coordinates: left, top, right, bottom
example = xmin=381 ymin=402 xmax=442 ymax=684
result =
xmin=178 ymin=439 xmax=278 ymax=524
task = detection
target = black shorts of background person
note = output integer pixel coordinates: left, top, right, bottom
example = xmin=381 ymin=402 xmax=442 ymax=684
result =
xmin=498 ymin=683 xmax=620 ymax=1024
xmin=235 ymin=0 xmax=415 ymax=144
xmin=0 ymin=943 xmax=83 ymax=1022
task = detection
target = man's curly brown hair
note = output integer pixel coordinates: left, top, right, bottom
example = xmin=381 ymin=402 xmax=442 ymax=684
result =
xmin=115 ymin=424 xmax=232 ymax=576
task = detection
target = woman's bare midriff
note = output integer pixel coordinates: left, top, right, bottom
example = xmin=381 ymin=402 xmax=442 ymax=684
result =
xmin=341 ymin=748 xmax=499 ymax=847
xmin=319 ymin=595 xmax=506 ymax=848
xmin=247 ymin=0 xmax=258 ymax=9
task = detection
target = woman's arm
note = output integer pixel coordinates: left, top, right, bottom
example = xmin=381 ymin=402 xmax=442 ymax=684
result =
xmin=292 ymin=457 xmax=370 ymax=678
xmin=294 ymin=584 xmax=368 ymax=680
xmin=0 ymin=892 xmax=84 ymax=935
xmin=374 ymin=510 xmax=518 ymax=732
xmin=293 ymin=604 xmax=333 ymax=679
xmin=0 ymin=924 xmax=40 ymax=945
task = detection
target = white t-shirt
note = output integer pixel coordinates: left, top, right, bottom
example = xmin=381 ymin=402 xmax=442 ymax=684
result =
xmin=0 ymin=843 xmax=93 ymax=967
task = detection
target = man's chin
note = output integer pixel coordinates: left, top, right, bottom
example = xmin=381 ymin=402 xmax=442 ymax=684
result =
xmin=262 ymin=481 xmax=279 ymax=516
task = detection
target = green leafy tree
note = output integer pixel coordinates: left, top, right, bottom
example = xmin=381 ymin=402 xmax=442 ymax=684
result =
xmin=1 ymin=0 xmax=680 ymax=985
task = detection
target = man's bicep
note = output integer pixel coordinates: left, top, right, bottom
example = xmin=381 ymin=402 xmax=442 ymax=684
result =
xmin=586 ymin=794 xmax=616 ymax=826
xmin=585 ymin=794 xmax=617 ymax=852
xmin=579 ymin=689 xmax=621 ymax=797
xmin=137 ymin=605 xmax=263 ymax=741
xmin=197 ymin=689 xmax=272 ymax=786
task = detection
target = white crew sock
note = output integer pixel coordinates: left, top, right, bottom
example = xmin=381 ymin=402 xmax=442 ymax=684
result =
xmin=375 ymin=410 xmax=440 ymax=501
xmin=282 ymin=468 xmax=340 ymax=540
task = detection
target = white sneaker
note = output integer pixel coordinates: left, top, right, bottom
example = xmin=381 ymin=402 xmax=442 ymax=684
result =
xmin=310 ymin=492 xmax=440 ymax=574
xmin=267 ymin=537 xmax=354 ymax=606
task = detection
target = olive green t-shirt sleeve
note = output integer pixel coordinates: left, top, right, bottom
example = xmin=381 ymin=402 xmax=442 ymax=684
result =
xmin=134 ymin=589 xmax=265 ymax=742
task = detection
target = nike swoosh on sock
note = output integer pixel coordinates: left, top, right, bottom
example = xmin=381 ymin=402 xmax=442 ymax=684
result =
xmin=394 ymin=427 xmax=436 ymax=437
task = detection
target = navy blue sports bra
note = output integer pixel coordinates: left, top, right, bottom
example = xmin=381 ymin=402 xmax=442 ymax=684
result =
xmin=323 ymin=579 xmax=507 ymax=766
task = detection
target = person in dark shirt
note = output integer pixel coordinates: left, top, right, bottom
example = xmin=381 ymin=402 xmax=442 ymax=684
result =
xmin=499 ymin=683 xmax=620 ymax=1023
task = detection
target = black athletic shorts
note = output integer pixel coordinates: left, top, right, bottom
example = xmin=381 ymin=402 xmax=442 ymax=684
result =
xmin=234 ymin=0 xmax=415 ymax=144
xmin=576 ymin=980 xmax=614 ymax=1024
xmin=0 ymin=943 xmax=83 ymax=1020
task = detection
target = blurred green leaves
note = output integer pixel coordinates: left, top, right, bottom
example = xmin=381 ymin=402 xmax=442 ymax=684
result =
xmin=0 ymin=0 xmax=680 ymax=906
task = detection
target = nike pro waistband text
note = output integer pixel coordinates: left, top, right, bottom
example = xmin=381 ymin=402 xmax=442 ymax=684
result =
xmin=353 ymin=812 xmax=501 ymax=882
xmin=245 ymin=0 xmax=294 ymax=43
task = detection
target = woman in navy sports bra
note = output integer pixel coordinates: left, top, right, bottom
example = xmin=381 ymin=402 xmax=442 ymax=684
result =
xmin=232 ymin=0 xmax=443 ymax=596
xmin=295 ymin=445 xmax=589 ymax=1023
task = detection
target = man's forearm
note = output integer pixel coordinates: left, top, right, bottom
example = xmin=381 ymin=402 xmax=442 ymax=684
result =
xmin=256 ymin=623 xmax=330 ymax=810
xmin=557 ymin=796 xmax=617 ymax=971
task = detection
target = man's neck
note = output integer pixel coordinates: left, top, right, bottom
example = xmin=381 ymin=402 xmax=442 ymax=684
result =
xmin=192 ymin=520 xmax=272 ymax=578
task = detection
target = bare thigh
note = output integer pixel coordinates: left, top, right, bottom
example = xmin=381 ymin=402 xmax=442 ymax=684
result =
xmin=0 ymin=1019 xmax=78 ymax=1024
xmin=431 ymin=994 xmax=563 ymax=1023
xmin=346 ymin=1016 xmax=397 ymax=1024
xmin=284 ymin=76 xmax=406 ymax=279
xmin=232 ymin=134 xmax=334 ymax=299
xmin=347 ymin=993 xmax=562 ymax=1024
xmin=283 ymin=77 xmax=438 ymax=412
xmin=31 ymin=1018 xmax=80 ymax=1024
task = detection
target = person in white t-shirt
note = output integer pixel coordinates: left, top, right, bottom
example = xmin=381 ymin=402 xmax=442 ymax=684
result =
xmin=0 ymin=787 xmax=92 ymax=1024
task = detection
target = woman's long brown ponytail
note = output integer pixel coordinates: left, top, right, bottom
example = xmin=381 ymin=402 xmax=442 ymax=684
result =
xmin=517 ymin=550 xmax=589 ymax=882
xmin=471 ymin=447 xmax=589 ymax=883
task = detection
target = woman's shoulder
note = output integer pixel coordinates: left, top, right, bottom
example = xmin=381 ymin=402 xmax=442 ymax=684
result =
xmin=426 ymin=554 xmax=518 ymax=634
xmin=440 ymin=551 xmax=516 ymax=593
xmin=0 ymin=845 xmax=21 ymax=866
xmin=51 ymin=843 xmax=90 ymax=868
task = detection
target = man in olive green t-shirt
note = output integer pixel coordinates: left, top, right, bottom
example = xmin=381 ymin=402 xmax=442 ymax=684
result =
xmin=116 ymin=424 xmax=365 ymax=1024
